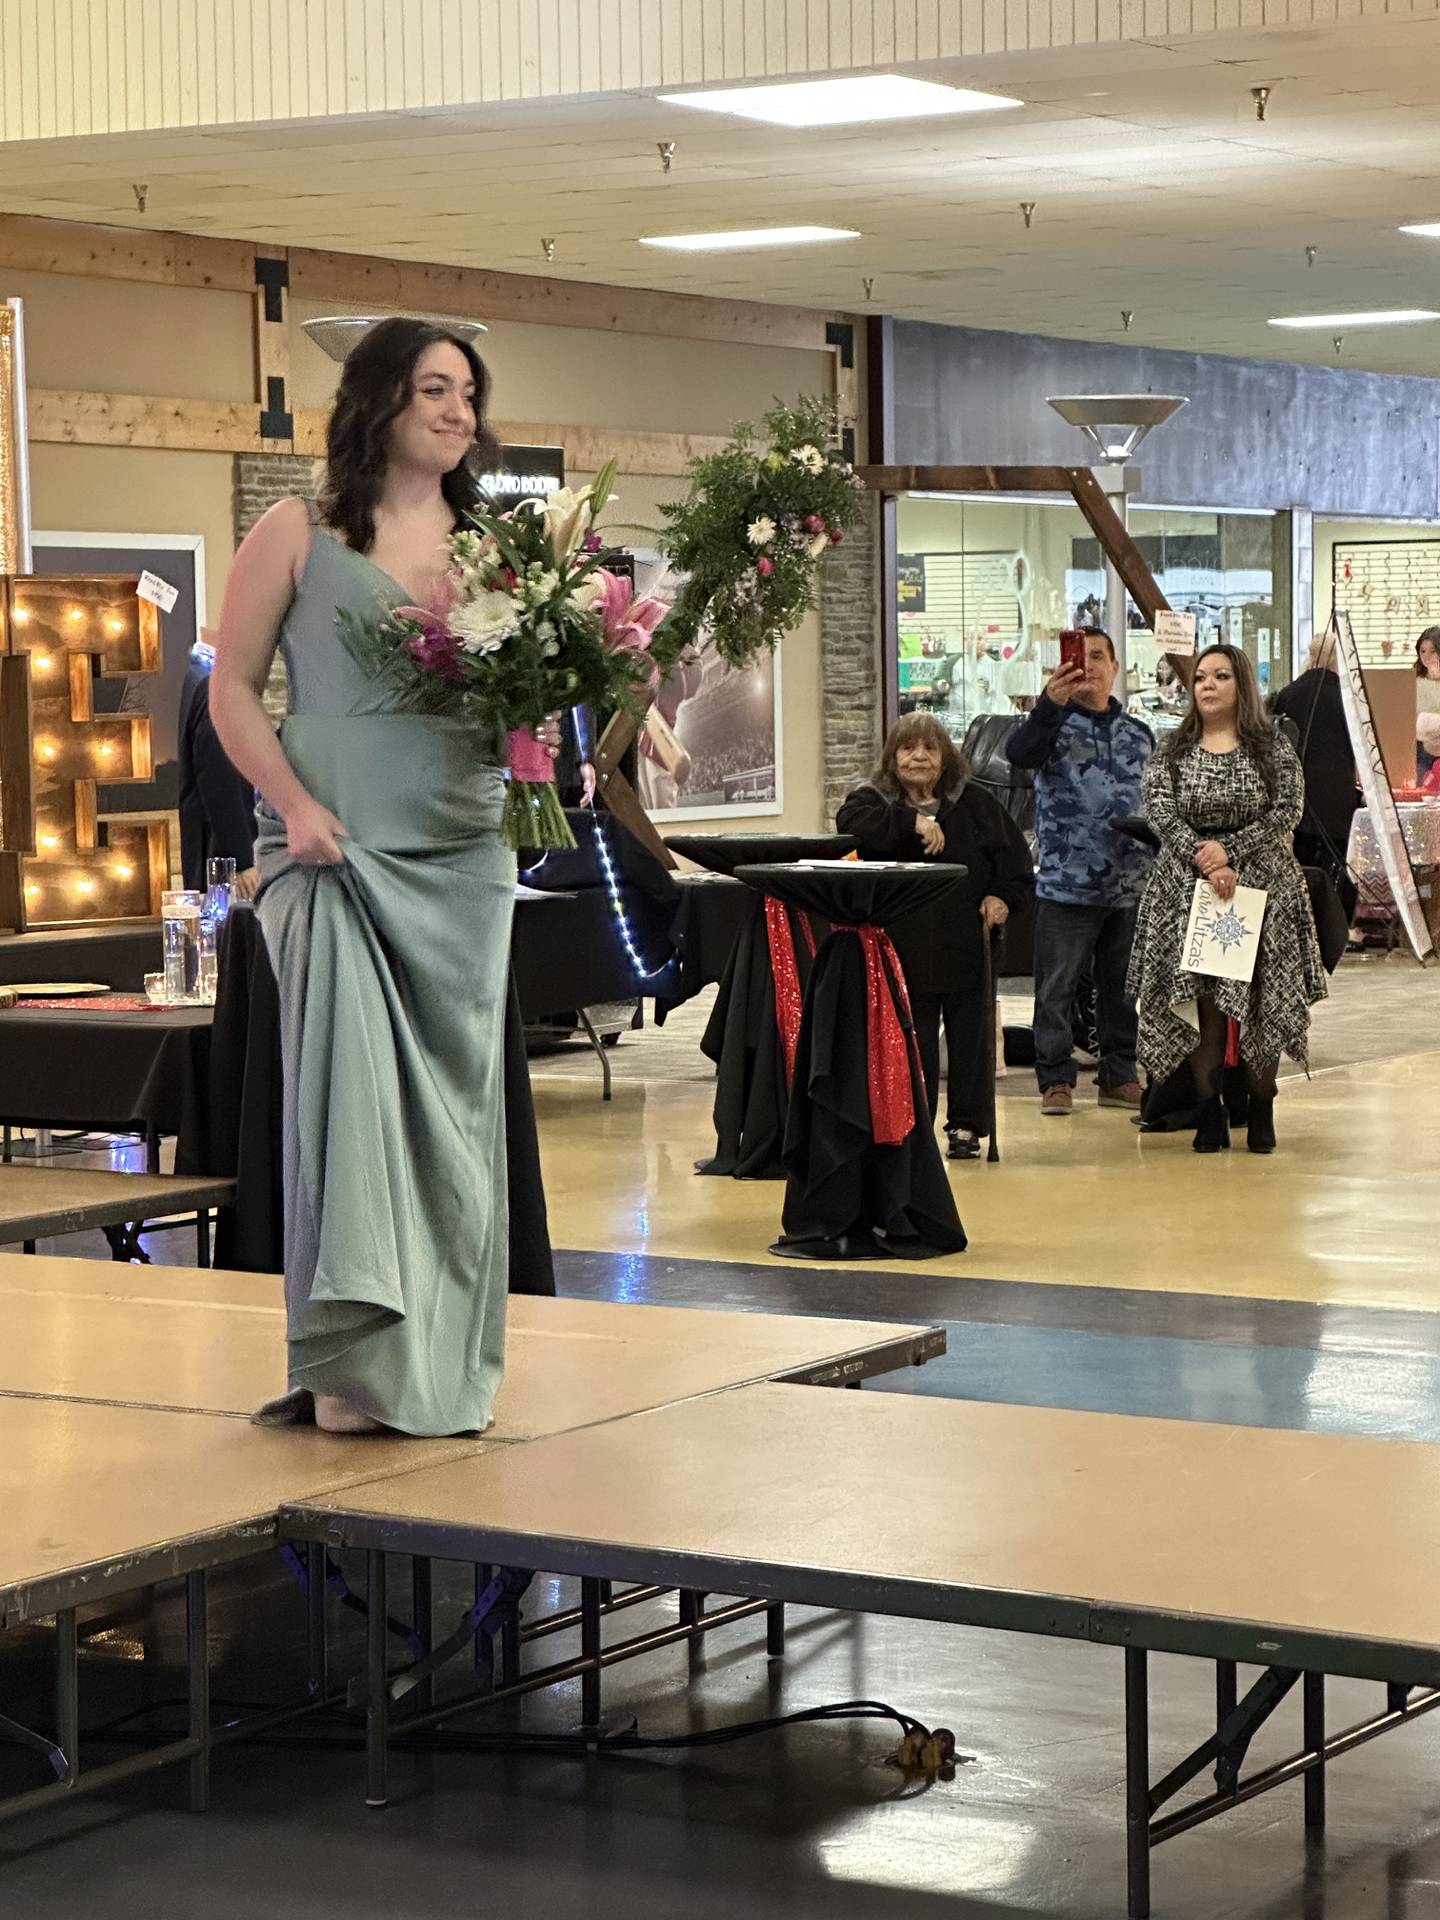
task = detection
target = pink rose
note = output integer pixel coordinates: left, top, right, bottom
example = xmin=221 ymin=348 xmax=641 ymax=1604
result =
xmin=804 ymin=514 xmax=826 ymax=534
xmin=829 ymin=530 xmax=844 ymax=545
xmin=757 ymin=556 xmax=775 ymax=577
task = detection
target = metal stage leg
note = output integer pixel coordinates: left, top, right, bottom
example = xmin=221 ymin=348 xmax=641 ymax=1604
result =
xmin=474 ymin=1564 xmax=494 ymax=1685
xmin=22 ymin=1238 xmax=34 ymax=1254
xmin=580 ymin=1578 xmax=603 ymax=1728
xmin=766 ymin=1602 xmax=786 ymax=1658
xmin=1304 ymin=1673 xmax=1326 ymax=1830
xmin=195 ymin=1207 xmax=211 ymax=1267
xmin=1125 ymin=1647 xmax=1151 ymax=1920
xmin=2 ymin=1125 xmax=10 ymax=1163
xmin=305 ymin=1543 xmax=328 ymax=1700
xmin=186 ymin=1571 xmax=210 ymax=1813
xmin=366 ymin=1552 xmax=390 ymax=1808
xmin=1216 ymin=1660 xmax=1238 ymax=1787
xmin=500 ymin=1602 xmax=522 ymax=1688
xmin=411 ymin=1559 xmax=434 ymax=1715
xmin=576 ymin=1009 xmax=613 ymax=1101
xmin=145 ymin=1124 xmax=161 ymax=1175
xmin=55 ymin=1609 xmax=79 ymax=1786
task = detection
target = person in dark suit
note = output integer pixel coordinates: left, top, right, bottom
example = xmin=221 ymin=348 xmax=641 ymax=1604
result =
xmin=838 ymin=713 xmax=1033 ymax=1160
xmin=178 ymin=646 xmax=260 ymax=897
xmin=1270 ymin=633 xmax=1359 ymax=921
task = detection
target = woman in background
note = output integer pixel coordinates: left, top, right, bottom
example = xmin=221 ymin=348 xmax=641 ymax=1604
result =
xmin=1415 ymin=626 xmax=1440 ymax=779
xmin=838 ymin=713 xmax=1032 ymax=1159
xmin=1130 ymin=646 xmax=1325 ymax=1156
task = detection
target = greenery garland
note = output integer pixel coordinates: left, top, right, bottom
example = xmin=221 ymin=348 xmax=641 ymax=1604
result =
xmin=650 ymin=397 xmax=868 ymax=674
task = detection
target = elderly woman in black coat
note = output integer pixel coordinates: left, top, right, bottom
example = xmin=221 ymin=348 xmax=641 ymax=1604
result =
xmin=837 ymin=712 xmax=1033 ymax=1159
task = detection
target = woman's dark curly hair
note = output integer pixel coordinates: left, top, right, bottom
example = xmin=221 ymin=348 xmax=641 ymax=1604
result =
xmin=317 ymin=316 xmax=502 ymax=552
xmin=1163 ymin=643 xmax=1279 ymax=791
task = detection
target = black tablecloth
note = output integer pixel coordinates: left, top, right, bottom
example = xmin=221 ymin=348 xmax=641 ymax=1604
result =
xmin=0 ymin=1003 xmax=211 ymax=1142
xmin=672 ymin=837 xmax=854 ymax=1181
xmin=181 ymin=906 xmax=554 ymax=1294
xmin=737 ymin=865 xmax=968 ymax=1260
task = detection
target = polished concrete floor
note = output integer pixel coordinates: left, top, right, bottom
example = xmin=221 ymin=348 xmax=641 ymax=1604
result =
xmin=4 ymin=952 xmax=1440 ymax=1918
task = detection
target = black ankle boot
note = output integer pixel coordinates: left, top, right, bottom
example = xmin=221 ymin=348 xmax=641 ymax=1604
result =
xmin=1193 ymin=1096 xmax=1231 ymax=1153
xmin=1246 ymin=1096 xmax=1276 ymax=1154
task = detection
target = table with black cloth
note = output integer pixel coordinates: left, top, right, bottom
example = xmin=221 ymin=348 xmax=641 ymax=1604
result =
xmin=181 ymin=905 xmax=554 ymax=1294
xmin=668 ymin=835 xmax=854 ymax=1180
xmin=0 ymin=1002 xmax=211 ymax=1169
xmin=737 ymin=863 xmax=968 ymax=1262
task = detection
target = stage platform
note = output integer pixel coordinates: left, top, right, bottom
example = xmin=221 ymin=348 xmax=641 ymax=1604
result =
xmin=0 ymin=1254 xmax=942 ymax=1425
xmin=0 ymin=1166 xmax=233 ymax=1261
xmin=1 ymin=1262 xmax=944 ymax=1828
xmin=281 ymin=1380 xmax=1440 ymax=1918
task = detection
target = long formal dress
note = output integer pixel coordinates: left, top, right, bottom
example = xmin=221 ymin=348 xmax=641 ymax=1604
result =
xmin=1128 ymin=736 xmax=1326 ymax=1084
xmin=253 ymin=529 xmax=515 ymax=1435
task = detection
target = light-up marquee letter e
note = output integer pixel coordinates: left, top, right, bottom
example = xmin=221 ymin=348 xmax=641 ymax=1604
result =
xmin=0 ymin=297 xmax=166 ymax=933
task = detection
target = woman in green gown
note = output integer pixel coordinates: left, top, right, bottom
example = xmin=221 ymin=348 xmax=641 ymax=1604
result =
xmin=211 ymin=318 xmax=516 ymax=1436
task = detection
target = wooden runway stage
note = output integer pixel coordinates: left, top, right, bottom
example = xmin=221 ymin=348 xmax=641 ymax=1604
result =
xmin=0 ymin=1251 xmax=943 ymax=1831
xmin=283 ymin=1382 xmax=1440 ymax=1919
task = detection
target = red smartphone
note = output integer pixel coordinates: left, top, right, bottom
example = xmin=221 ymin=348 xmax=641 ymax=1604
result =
xmin=1058 ymin=629 xmax=1086 ymax=675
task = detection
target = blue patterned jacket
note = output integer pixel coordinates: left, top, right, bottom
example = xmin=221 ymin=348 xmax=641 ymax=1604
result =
xmin=1005 ymin=695 xmax=1154 ymax=906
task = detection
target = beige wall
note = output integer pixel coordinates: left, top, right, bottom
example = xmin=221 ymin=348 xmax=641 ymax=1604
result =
xmin=28 ymin=444 xmax=235 ymax=624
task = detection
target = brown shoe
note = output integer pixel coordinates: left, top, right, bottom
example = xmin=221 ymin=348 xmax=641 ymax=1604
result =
xmin=1098 ymin=1081 xmax=1143 ymax=1110
xmin=1041 ymin=1086 xmax=1073 ymax=1117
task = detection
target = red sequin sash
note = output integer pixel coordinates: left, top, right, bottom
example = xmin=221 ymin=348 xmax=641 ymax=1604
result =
xmin=833 ymin=923 xmax=921 ymax=1146
xmin=764 ymin=897 xmax=816 ymax=1089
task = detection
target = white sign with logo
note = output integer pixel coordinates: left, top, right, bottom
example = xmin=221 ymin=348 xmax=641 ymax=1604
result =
xmin=1183 ymin=879 xmax=1267 ymax=984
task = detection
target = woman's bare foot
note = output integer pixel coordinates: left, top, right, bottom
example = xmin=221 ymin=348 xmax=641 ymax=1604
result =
xmin=314 ymin=1392 xmax=383 ymax=1434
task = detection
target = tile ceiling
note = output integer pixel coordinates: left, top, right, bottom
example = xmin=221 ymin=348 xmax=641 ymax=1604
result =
xmin=5 ymin=17 xmax=1440 ymax=376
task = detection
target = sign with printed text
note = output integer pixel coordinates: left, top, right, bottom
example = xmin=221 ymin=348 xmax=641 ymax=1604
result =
xmin=1182 ymin=879 xmax=1267 ymax=984
xmin=136 ymin=569 xmax=179 ymax=613
xmin=1154 ymin=609 xmax=1197 ymax=656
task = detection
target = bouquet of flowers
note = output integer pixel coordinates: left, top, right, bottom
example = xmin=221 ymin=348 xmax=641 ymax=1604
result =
xmin=336 ymin=461 xmax=666 ymax=850
xmin=653 ymin=397 xmax=868 ymax=673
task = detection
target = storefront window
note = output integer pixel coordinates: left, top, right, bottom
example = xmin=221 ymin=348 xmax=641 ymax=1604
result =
xmin=893 ymin=496 xmax=1289 ymax=744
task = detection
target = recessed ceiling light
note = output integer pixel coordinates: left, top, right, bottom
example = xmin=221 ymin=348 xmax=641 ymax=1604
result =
xmin=657 ymin=74 xmax=1022 ymax=127
xmin=639 ymin=225 xmax=861 ymax=253
xmin=1268 ymin=309 xmax=1440 ymax=329
xmin=1399 ymin=222 xmax=1440 ymax=238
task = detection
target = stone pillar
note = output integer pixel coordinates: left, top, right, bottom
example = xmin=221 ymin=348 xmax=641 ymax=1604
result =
xmin=818 ymin=493 xmax=883 ymax=825
xmin=233 ymin=451 xmax=317 ymax=717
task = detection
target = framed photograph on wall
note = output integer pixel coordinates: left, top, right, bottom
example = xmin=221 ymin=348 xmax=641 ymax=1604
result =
xmin=626 ymin=550 xmax=785 ymax=824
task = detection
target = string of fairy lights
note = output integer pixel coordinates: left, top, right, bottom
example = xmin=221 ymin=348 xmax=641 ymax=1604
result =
xmin=554 ymin=704 xmax=671 ymax=985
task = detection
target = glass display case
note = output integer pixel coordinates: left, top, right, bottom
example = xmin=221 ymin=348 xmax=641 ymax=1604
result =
xmin=892 ymin=496 xmax=1291 ymax=742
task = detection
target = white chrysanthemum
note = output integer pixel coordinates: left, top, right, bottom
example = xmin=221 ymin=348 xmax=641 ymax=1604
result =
xmin=451 ymin=589 xmax=520 ymax=655
xmin=789 ymin=443 xmax=827 ymax=475
xmin=747 ymin=516 xmax=777 ymax=547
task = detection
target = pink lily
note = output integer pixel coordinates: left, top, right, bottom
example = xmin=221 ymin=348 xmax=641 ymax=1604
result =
xmin=590 ymin=567 xmax=668 ymax=688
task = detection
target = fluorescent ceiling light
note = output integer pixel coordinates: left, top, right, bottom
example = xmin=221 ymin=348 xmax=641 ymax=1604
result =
xmin=639 ymin=225 xmax=860 ymax=252
xmin=1268 ymin=309 xmax=1440 ymax=329
xmin=657 ymin=74 xmax=1022 ymax=127
xmin=1400 ymin=222 xmax=1440 ymax=238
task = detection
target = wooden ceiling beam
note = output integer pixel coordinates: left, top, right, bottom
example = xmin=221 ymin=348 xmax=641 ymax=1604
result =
xmin=0 ymin=211 xmax=838 ymax=351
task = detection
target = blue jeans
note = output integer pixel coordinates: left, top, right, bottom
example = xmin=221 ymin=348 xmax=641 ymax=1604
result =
xmin=1032 ymin=899 xmax=1140 ymax=1091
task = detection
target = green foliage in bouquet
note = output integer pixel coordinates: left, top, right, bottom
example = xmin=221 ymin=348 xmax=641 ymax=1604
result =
xmin=652 ymin=397 xmax=868 ymax=673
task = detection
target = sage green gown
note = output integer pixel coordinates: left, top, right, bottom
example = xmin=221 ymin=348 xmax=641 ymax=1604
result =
xmin=253 ymin=529 xmax=515 ymax=1436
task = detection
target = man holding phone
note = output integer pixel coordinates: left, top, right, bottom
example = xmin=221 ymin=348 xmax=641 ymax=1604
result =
xmin=1005 ymin=628 xmax=1154 ymax=1116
